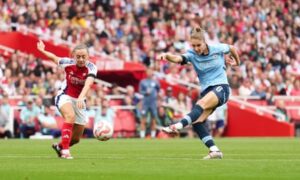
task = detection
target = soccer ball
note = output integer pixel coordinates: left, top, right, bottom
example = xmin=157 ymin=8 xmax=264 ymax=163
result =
xmin=93 ymin=121 xmax=114 ymax=141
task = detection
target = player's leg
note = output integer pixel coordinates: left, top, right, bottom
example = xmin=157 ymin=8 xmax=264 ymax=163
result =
xmin=70 ymin=124 xmax=85 ymax=146
xmin=150 ymin=105 xmax=158 ymax=138
xmin=140 ymin=105 xmax=148 ymax=138
xmin=163 ymin=85 xmax=229 ymax=133
xmin=58 ymin=103 xmax=75 ymax=159
xmin=140 ymin=117 xmax=146 ymax=138
xmin=162 ymin=92 xmax=218 ymax=133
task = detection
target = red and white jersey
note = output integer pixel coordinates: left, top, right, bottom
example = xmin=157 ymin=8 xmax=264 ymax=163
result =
xmin=58 ymin=57 xmax=97 ymax=98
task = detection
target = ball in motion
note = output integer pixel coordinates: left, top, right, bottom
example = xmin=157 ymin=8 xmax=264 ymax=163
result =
xmin=93 ymin=121 xmax=113 ymax=141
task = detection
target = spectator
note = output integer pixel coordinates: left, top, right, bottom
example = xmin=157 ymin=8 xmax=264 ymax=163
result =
xmin=37 ymin=105 xmax=60 ymax=138
xmin=19 ymin=99 xmax=40 ymax=138
xmin=239 ymin=78 xmax=254 ymax=96
xmin=124 ymin=85 xmax=142 ymax=123
xmin=163 ymin=86 xmax=177 ymax=119
xmin=0 ymin=94 xmax=13 ymax=138
xmin=250 ymin=84 xmax=267 ymax=100
xmin=172 ymin=92 xmax=194 ymax=138
xmin=274 ymin=100 xmax=289 ymax=122
xmin=228 ymin=74 xmax=241 ymax=95
xmin=290 ymin=79 xmax=300 ymax=96
xmin=165 ymin=64 xmax=181 ymax=85
xmin=157 ymin=106 xmax=171 ymax=127
xmin=139 ymin=68 xmax=160 ymax=138
xmin=94 ymin=99 xmax=115 ymax=127
xmin=172 ymin=91 xmax=190 ymax=117
xmin=34 ymin=96 xmax=45 ymax=114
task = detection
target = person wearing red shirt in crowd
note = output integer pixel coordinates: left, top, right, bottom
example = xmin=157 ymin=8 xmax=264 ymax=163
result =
xmin=37 ymin=40 xmax=97 ymax=159
xmin=290 ymin=79 xmax=300 ymax=96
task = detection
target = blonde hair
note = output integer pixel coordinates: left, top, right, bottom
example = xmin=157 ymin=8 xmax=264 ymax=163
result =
xmin=72 ymin=44 xmax=89 ymax=54
xmin=190 ymin=27 xmax=205 ymax=41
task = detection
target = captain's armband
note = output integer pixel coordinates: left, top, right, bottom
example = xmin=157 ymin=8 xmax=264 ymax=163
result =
xmin=180 ymin=55 xmax=188 ymax=65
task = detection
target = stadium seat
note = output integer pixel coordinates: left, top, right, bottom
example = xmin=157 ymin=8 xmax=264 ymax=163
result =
xmin=113 ymin=110 xmax=136 ymax=138
xmin=247 ymin=100 xmax=267 ymax=106
xmin=289 ymin=109 xmax=300 ymax=122
xmin=112 ymin=110 xmax=123 ymax=137
xmin=109 ymin=99 xmax=123 ymax=106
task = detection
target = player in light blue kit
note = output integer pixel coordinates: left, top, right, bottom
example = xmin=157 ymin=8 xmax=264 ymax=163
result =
xmin=159 ymin=27 xmax=240 ymax=159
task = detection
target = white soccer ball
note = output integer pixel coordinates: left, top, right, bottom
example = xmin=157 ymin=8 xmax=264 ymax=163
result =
xmin=93 ymin=121 xmax=114 ymax=141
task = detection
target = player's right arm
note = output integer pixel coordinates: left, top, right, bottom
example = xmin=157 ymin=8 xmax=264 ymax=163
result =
xmin=158 ymin=53 xmax=183 ymax=64
xmin=37 ymin=40 xmax=60 ymax=64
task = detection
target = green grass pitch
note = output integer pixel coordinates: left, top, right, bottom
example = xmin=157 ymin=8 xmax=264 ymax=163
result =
xmin=1 ymin=138 xmax=300 ymax=180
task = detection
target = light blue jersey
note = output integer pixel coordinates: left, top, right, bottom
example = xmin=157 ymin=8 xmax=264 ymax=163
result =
xmin=182 ymin=43 xmax=230 ymax=92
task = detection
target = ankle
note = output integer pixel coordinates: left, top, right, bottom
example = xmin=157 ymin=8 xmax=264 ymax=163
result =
xmin=174 ymin=122 xmax=183 ymax=130
xmin=61 ymin=149 xmax=70 ymax=154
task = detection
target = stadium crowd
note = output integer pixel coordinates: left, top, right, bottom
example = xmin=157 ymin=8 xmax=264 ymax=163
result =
xmin=0 ymin=0 xmax=300 ymax=138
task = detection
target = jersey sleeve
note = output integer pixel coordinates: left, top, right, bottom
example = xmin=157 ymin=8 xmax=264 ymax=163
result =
xmin=217 ymin=43 xmax=230 ymax=54
xmin=87 ymin=62 xmax=97 ymax=78
xmin=58 ymin=57 xmax=75 ymax=69
xmin=181 ymin=50 xmax=193 ymax=65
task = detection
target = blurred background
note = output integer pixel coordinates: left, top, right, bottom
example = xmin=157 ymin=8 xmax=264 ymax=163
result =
xmin=0 ymin=0 xmax=300 ymax=139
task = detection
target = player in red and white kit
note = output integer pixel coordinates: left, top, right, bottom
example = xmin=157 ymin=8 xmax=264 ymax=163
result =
xmin=37 ymin=40 xmax=97 ymax=159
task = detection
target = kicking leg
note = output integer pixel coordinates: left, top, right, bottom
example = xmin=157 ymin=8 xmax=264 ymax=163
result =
xmin=70 ymin=124 xmax=85 ymax=147
xmin=163 ymin=91 xmax=218 ymax=133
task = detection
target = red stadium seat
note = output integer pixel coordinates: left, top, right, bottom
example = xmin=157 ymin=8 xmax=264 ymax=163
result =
xmin=113 ymin=110 xmax=136 ymax=138
xmin=113 ymin=110 xmax=123 ymax=137
xmin=289 ymin=109 xmax=300 ymax=122
xmin=9 ymin=99 xmax=22 ymax=106
xmin=118 ymin=110 xmax=136 ymax=132
xmin=109 ymin=99 xmax=123 ymax=106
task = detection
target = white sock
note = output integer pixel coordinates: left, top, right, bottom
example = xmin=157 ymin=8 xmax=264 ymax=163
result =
xmin=209 ymin=145 xmax=220 ymax=152
xmin=174 ymin=122 xmax=183 ymax=130
xmin=140 ymin=131 xmax=145 ymax=138
xmin=151 ymin=131 xmax=156 ymax=138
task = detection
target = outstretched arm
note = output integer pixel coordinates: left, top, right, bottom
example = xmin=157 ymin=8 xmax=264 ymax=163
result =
xmin=226 ymin=45 xmax=240 ymax=66
xmin=158 ymin=53 xmax=183 ymax=64
xmin=37 ymin=40 xmax=60 ymax=64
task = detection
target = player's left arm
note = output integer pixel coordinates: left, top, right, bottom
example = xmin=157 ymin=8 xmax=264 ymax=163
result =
xmin=77 ymin=76 xmax=95 ymax=109
xmin=227 ymin=45 xmax=240 ymax=66
xmin=77 ymin=63 xmax=97 ymax=109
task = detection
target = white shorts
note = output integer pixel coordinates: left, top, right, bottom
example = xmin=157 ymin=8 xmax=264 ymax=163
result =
xmin=54 ymin=92 xmax=88 ymax=125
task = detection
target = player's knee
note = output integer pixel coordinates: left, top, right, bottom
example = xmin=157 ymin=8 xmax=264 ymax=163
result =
xmin=196 ymin=100 xmax=207 ymax=110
